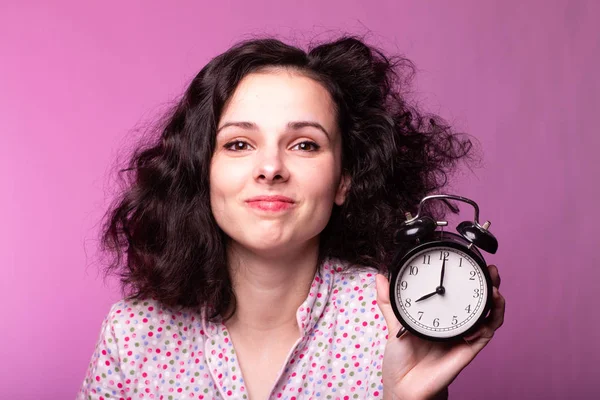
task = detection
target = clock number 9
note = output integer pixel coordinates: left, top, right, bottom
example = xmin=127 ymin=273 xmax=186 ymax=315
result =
xmin=401 ymin=281 xmax=407 ymax=290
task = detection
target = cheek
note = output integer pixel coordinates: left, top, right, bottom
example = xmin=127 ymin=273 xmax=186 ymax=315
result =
xmin=298 ymin=160 xmax=340 ymax=202
xmin=210 ymin=158 xmax=248 ymax=198
xmin=209 ymin=161 xmax=240 ymax=220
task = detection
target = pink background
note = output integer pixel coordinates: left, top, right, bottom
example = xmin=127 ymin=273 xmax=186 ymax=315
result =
xmin=1 ymin=0 xmax=598 ymax=398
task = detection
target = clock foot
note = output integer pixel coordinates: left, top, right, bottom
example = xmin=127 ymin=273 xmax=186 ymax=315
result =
xmin=396 ymin=326 xmax=408 ymax=338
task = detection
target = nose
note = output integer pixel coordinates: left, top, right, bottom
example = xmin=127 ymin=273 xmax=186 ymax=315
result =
xmin=253 ymin=147 xmax=290 ymax=183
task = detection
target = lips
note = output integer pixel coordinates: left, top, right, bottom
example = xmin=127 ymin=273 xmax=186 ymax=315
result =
xmin=245 ymin=195 xmax=295 ymax=212
xmin=246 ymin=195 xmax=295 ymax=203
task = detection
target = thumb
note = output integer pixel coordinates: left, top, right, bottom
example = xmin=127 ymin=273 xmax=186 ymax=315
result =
xmin=375 ymin=273 xmax=402 ymax=337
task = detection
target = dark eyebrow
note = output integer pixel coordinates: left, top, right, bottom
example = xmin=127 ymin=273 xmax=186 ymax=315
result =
xmin=216 ymin=121 xmax=330 ymax=139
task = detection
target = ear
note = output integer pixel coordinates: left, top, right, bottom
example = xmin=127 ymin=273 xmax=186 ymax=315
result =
xmin=334 ymin=172 xmax=350 ymax=206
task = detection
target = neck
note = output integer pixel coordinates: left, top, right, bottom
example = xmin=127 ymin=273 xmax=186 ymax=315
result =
xmin=224 ymin=238 xmax=320 ymax=334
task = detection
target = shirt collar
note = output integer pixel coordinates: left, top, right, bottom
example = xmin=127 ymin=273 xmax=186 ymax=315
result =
xmin=295 ymin=257 xmax=337 ymax=336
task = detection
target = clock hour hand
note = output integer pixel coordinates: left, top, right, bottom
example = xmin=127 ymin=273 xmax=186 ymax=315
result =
xmin=415 ymin=290 xmax=438 ymax=302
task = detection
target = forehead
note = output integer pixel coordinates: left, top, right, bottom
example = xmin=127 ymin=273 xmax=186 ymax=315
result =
xmin=219 ymin=69 xmax=337 ymax=131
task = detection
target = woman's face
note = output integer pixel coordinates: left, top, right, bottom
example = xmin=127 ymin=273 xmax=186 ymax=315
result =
xmin=210 ymin=69 xmax=348 ymax=257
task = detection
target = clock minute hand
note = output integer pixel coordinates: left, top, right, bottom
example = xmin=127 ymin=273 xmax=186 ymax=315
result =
xmin=415 ymin=291 xmax=438 ymax=302
xmin=440 ymin=257 xmax=446 ymax=287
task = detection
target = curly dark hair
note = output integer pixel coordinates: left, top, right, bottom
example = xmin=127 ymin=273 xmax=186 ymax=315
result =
xmin=99 ymin=35 xmax=477 ymax=320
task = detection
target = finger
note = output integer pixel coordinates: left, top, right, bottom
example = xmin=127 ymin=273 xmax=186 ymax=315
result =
xmin=464 ymin=286 xmax=505 ymax=341
xmin=375 ymin=273 xmax=402 ymax=337
xmin=488 ymin=264 xmax=501 ymax=288
xmin=488 ymin=286 xmax=506 ymax=330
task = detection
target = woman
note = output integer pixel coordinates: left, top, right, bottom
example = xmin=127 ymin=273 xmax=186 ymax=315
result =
xmin=78 ymin=36 xmax=505 ymax=400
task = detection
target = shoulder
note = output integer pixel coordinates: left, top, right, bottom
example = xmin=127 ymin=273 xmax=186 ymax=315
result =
xmin=324 ymin=257 xmax=380 ymax=304
xmin=78 ymin=298 xmax=211 ymax=397
xmin=323 ymin=258 xmax=387 ymax=334
xmin=102 ymin=297 xmax=206 ymax=348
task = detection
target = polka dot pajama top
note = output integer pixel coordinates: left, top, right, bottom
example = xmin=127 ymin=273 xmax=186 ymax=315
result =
xmin=77 ymin=258 xmax=389 ymax=399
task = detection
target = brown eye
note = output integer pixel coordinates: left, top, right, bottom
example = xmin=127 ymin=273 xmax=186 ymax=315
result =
xmin=293 ymin=141 xmax=320 ymax=152
xmin=224 ymin=140 xmax=252 ymax=151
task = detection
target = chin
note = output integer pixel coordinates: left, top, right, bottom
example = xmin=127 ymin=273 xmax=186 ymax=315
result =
xmin=247 ymin=237 xmax=291 ymax=251
xmin=232 ymin=234 xmax=318 ymax=257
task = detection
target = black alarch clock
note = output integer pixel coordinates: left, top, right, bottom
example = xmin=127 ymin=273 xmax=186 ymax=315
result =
xmin=389 ymin=194 xmax=498 ymax=342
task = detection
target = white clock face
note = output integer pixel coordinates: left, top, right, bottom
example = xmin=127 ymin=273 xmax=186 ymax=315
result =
xmin=393 ymin=246 xmax=488 ymax=339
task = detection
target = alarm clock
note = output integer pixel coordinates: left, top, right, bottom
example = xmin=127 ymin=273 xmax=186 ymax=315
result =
xmin=389 ymin=194 xmax=498 ymax=342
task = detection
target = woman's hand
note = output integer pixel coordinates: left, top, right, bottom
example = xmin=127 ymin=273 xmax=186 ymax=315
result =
xmin=375 ymin=265 xmax=505 ymax=400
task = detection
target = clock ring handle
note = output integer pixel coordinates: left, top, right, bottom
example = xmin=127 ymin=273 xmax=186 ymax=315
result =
xmin=411 ymin=194 xmax=481 ymax=226
xmin=409 ymin=194 xmax=498 ymax=254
